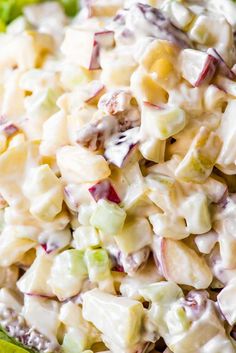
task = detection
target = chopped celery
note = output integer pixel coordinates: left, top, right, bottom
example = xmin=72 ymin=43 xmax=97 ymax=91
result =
xmin=49 ymin=250 xmax=88 ymax=300
xmin=90 ymin=199 xmax=126 ymax=235
xmin=85 ymin=248 xmax=111 ymax=282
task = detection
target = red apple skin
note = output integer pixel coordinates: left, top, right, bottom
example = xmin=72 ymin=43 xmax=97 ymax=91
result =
xmin=25 ymin=292 xmax=56 ymax=299
xmin=40 ymin=243 xmax=58 ymax=254
xmin=95 ymin=30 xmax=115 ymax=49
xmin=3 ymin=123 xmax=19 ymax=137
xmin=88 ymin=179 xmax=121 ymax=203
xmin=85 ymin=82 xmax=105 ymax=104
xmin=208 ymin=48 xmax=236 ymax=80
xmin=143 ymin=101 xmax=163 ymax=110
xmin=194 ymin=55 xmax=218 ymax=87
xmin=88 ymin=41 xmax=100 ymax=70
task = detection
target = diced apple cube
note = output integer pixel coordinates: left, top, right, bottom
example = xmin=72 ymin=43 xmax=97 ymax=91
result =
xmin=23 ymin=295 xmax=60 ymax=343
xmin=82 ymin=288 xmax=144 ymax=349
xmin=114 ymin=217 xmax=152 ymax=255
xmin=217 ymin=280 xmax=236 ymax=325
xmin=139 ymin=138 xmax=166 ymax=163
xmin=216 ymin=100 xmax=236 ymax=171
xmin=149 ymin=213 xmax=189 ymax=240
xmin=0 ymin=227 xmax=36 ymax=267
xmin=140 ymin=39 xmax=179 ymax=85
xmin=180 ymin=193 xmax=211 ymax=234
xmin=88 ymin=179 xmax=121 ymax=204
xmin=0 ymin=288 xmax=22 ymax=313
xmin=139 ymin=281 xmax=183 ymax=303
xmin=61 ymin=27 xmax=114 ymax=70
xmin=23 ymin=165 xmax=63 ymax=222
xmin=90 ymin=199 xmax=126 ymax=235
xmin=180 ymin=49 xmax=218 ymax=87
xmin=49 ymin=250 xmax=88 ymax=300
xmin=189 ymin=15 xmax=210 ymax=44
xmin=204 ymin=85 xmax=226 ymax=111
xmin=101 ymin=48 xmax=137 ymax=86
xmin=130 ymin=68 xmax=168 ymax=106
xmin=57 ymin=146 xmax=111 ymax=184
xmin=62 ymin=328 xmax=89 ymax=353
xmin=175 ymin=127 xmax=222 ymax=183
xmin=60 ymin=64 xmax=93 ymax=90
xmin=87 ymin=0 xmax=124 ymax=17
xmin=141 ymin=102 xmax=186 ymax=140
xmin=215 ymin=76 xmax=236 ymax=97
xmin=158 ymin=238 xmax=213 ymax=289
xmin=17 ymin=254 xmax=54 ymax=297
xmin=0 ymin=31 xmax=53 ymax=70
xmin=40 ymin=111 xmax=69 ymax=157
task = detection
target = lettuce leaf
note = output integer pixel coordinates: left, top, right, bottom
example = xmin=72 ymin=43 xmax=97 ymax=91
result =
xmin=0 ymin=327 xmax=37 ymax=353
xmin=0 ymin=0 xmax=79 ymax=29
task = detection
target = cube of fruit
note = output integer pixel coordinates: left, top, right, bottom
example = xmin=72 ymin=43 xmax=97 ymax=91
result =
xmin=23 ymin=295 xmax=59 ymax=343
xmin=82 ymin=288 xmax=144 ymax=349
xmin=101 ymin=49 xmax=137 ymax=87
xmin=141 ymin=102 xmax=186 ymax=140
xmin=180 ymin=193 xmax=211 ymax=234
xmin=23 ymin=164 xmax=63 ymax=222
xmin=217 ymin=280 xmax=236 ymax=325
xmin=130 ymin=68 xmax=168 ymax=105
xmin=61 ymin=27 xmax=114 ymax=70
xmin=90 ymin=199 xmax=126 ymax=235
xmin=139 ymin=138 xmax=166 ymax=163
xmin=189 ymin=15 xmax=210 ymax=44
xmin=217 ymin=100 xmax=236 ymax=171
xmin=158 ymin=238 xmax=213 ymax=289
xmin=149 ymin=213 xmax=189 ymax=240
xmin=17 ymin=254 xmax=54 ymax=297
xmin=0 ymin=31 xmax=53 ymax=70
xmin=60 ymin=64 xmax=93 ymax=90
xmin=85 ymin=248 xmax=112 ymax=282
xmin=180 ymin=49 xmax=218 ymax=87
xmin=62 ymin=328 xmax=89 ymax=353
xmin=140 ymin=39 xmax=179 ymax=85
xmin=162 ymin=1 xmax=194 ymax=29
xmin=88 ymin=179 xmax=121 ymax=204
xmin=175 ymin=127 xmax=222 ymax=183
xmin=86 ymin=0 xmax=124 ymax=17
xmin=0 ymin=227 xmax=36 ymax=267
xmin=73 ymin=226 xmax=100 ymax=250
xmin=57 ymin=146 xmax=110 ymax=184
xmin=139 ymin=281 xmax=183 ymax=303
xmin=114 ymin=217 xmax=152 ymax=255
xmin=40 ymin=111 xmax=69 ymax=157
xmin=49 ymin=250 xmax=88 ymax=300
xmin=165 ymin=303 xmax=190 ymax=335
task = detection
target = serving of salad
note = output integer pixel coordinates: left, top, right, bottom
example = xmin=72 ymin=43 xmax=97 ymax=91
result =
xmin=1 ymin=0 xmax=236 ymax=352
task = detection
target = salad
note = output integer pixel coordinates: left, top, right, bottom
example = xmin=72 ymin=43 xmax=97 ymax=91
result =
xmin=1 ymin=0 xmax=236 ymax=352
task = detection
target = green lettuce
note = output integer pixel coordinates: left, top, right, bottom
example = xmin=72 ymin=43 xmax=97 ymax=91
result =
xmin=0 ymin=327 xmax=37 ymax=353
xmin=0 ymin=0 xmax=79 ymax=30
